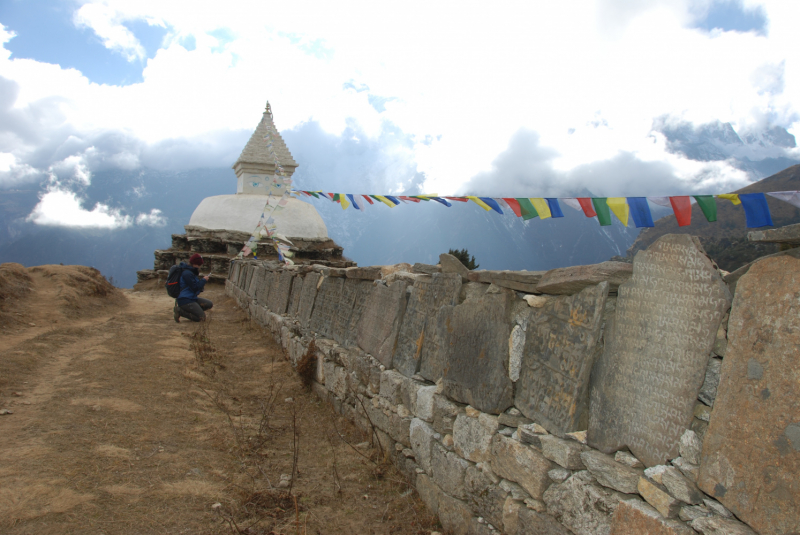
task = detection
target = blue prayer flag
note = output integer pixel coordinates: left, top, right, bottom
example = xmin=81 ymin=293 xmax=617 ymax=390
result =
xmin=739 ymin=193 xmax=773 ymax=228
xmin=429 ymin=196 xmax=452 ymax=207
xmin=384 ymin=195 xmax=401 ymax=205
xmin=479 ymin=197 xmax=504 ymax=214
xmin=627 ymin=197 xmax=654 ymax=228
xmin=545 ymin=198 xmax=564 ymax=218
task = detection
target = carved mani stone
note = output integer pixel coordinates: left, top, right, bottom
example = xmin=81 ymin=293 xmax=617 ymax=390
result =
xmin=441 ymin=291 xmax=515 ymax=414
xmin=698 ymin=256 xmax=800 ymax=535
xmin=268 ymin=270 xmax=294 ymax=314
xmin=588 ymin=234 xmax=731 ymax=467
xmin=357 ymin=281 xmax=409 ymax=367
xmin=331 ymin=278 xmax=373 ymax=347
xmin=394 ymin=273 xmax=461 ymax=378
xmin=515 ymin=282 xmax=609 ymax=436
xmin=309 ymin=276 xmax=344 ymax=338
xmin=297 ymin=272 xmax=321 ymax=329
xmin=287 ymin=274 xmax=304 ymax=317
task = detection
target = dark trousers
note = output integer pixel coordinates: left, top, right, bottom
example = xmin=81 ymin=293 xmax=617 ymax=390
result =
xmin=178 ymin=298 xmax=213 ymax=322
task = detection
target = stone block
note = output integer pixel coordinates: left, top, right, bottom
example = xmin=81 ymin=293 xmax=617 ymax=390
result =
xmin=356 ymin=281 xmax=408 ymax=368
xmin=515 ymin=283 xmax=608 ymax=435
xmin=268 ymin=269 xmax=294 ymax=314
xmin=437 ymin=492 xmax=474 ymax=535
xmin=465 ymin=465 xmax=507 ymax=528
xmin=412 ymin=263 xmax=441 ymax=274
xmin=661 ymin=466 xmax=703 ymax=504
xmin=454 ymin=412 xmax=499 ymax=463
xmin=379 ymin=369 xmax=407 ymax=405
xmin=441 ymin=292 xmax=515 ymax=414
xmin=580 ymin=450 xmax=642 ymax=494
xmin=614 ymin=451 xmax=644 ymax=469
xmin=431 ymin=442 xmax=469 ymax=499
xmin=467 ymin=270 xmax=546 ymax=293
xmin=515 ymin=507 xmax=571 ymax=535
xmin=679 ymin=504 xmax=711 ymax=522
xmin=543 ymin=470 xmax=625 ymax=535
xmin=548 ymin=468 xmax=571 ymax=483
xmin=491 ymin=435 xmax=554 ymax=499
xmin=610 ymin=499 xmax=696 ymax=535
xmin=671 ymin=457 xmax=699 ymax=482
xmin=415 ymin=473 xmax=440 ymax=516
xmin=410 ymin=418 xmax=438 ymax=475
xmin=638 ymin=478 xmax=681 ymax=519
xmin=518 ymin=423 xmax=549 ymax=449
xmin=439 ymin=253 xmax=469 ymax=281
xmin=308 ymin=276 xmax=344 ymax=337
xmin=539 ymin=435 xmax=586 ymax=470
xmin=679 ymin=430 xmax=702 ymax=465
xmin=536 ymin=261 xmax=632 ymax=295
xmin=345 ymin=266 xmax=383 ymax=280
xmin=498 ymin=410 xmax=533 ymax=428
xmin=691 ymin=516 xmax=757 ymax=535
xmin=697 ymin=255 xmax=800 ymax=535
xmin=329 ymin=278 xmax=371 ymax=347
xmin=414 ymin=385 xmax=437 ymax=422
xmin=588 ymin=235 xmax=731 ymax=467
xmin=432 ymin=394 xmax=461 ymax=435
xmin=297 ymin=272 xmax=321 ymax=329
xmin=287 ymin=274 xmax=304 ymax=317
xmin=395 ymin=273 xmax=461 ymax=378
xmin=698 ymin=357 xmax=722 ymax=407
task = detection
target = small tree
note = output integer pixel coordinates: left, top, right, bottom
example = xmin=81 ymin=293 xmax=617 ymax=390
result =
xmin=447 ymin=248 xmax=479 ymax=270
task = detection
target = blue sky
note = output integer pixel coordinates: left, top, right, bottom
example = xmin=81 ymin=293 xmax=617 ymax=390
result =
xmin=0 ymin=0 xmax=799 ymax=228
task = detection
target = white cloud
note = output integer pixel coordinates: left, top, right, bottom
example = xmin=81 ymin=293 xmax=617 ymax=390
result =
xmin=27 ymin=187 xmax=133 ymax=228
xmin=135 ymin=208 xmax=166 ymax=226
xmin=73 ymin=2 xmax=149 ymax=62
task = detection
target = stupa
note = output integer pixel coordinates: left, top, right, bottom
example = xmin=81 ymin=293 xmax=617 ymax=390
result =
xmin=137 ymin=102 xmax=353 ymax=284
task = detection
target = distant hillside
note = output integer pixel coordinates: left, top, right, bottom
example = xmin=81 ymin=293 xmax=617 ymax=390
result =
xmin=628 ymin=164 xmax=800 ymax=271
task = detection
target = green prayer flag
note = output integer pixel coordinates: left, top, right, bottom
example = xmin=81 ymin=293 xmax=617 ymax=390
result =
xmin=308 ymin=191 xmax=320 ymax=198
xmin=592 ymin=198 xmax=613 ymax=226
xmin=693 ymin=195 xmax=717 ymax=222
xmin=516 ymin=198 xmax=539 ymax=221
xmin=333 ymin=193 xmax=341 ymax=202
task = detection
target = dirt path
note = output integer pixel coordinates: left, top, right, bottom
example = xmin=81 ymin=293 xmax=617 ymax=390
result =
xmin=0 ymin=265 xmax=437 ymax=535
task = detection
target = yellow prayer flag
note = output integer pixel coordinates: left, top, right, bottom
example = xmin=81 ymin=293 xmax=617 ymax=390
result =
xmin=467 ymin=196 xmax=492 ymax=211
xmin=717 ymin=193 xmax=741 ymax=206
xmin=529 ymin=198 xmax=552 ymax=219
xmin=374 ymin=195 xmax=396 ymax=208
xmin=339 ymin=195 xmax=351 ymax=210
xmin=607 ymin=197 xmax=629 ymax=226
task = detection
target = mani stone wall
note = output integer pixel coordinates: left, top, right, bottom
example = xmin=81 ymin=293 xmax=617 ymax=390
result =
xmin=225 ymin=234 xmax=799 ymax=535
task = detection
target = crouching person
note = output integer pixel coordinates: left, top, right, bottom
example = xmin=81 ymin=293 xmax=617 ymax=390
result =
xmin=174 ymin=253 xmax=213 ymax=322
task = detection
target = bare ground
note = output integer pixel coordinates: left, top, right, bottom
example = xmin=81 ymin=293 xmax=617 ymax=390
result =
xmin=0 ymin=264 xmax=438 ymax=535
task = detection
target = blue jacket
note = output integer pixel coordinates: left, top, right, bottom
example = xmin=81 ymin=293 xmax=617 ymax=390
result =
xmin=176 ymin=262 xmax=206 ymax=305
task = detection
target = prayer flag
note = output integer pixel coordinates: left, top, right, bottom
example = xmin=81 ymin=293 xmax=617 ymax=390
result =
xmin=347 ymin=194 xmax=363 ymax=212
xmin=445 ymin=197 xmax=469 ymax=202
xmin=607 ymin=197 xmax=629 ymax=226
xmin=577 ymin=198 xmax=597 ymax=217
xmin=373 ymin=195 xmax=396 ymax=208
xmin=384 ymin=195 xmax=401 ymax=205
xmin=467 ymin=196 xmax=492 ymax=211
xmin=717 ymin=193 xmax=741 ymax=206
xmin=429 ymin=197 xmax=452 ymax=207
xmin=767 ymin=191 xmax=800 ymax=209
xmin=411 ymin=196 xmax=430 ymax=201
xmin=670 ymin=196 xmax=692 ymax=226
xmin=502 ymin=198 xmax=523 ymax=217
xmin=362 ymin=195 xmax=374 ymax=205
xmin=307 ymin=191 xmax=320 ymax=199
xmin=338 ymin=194 xmax=350 ymax=210
xmin=592 ymin=198 xmax=613 ymax=226
xmin=480 ymin=197 xmax=504 ymax=214
xmin=529 ymin=198 xmax=552 ymax=219
xmin=647 ymin=196 xmax=672 ymax=208
xmin=693 ymin=195 xmax=717 ymax=222
xmin=627 ymin=197 xmax=654 ymax=228
xmin=560 ymin=198 xmax=582 ymax=212
xmin=545 ymin=198 xmax=564 ymax=218
xmin=516 ymin=198 xmax=539 ymax=220
xmin=739 ymin=193 xmax=774 ymax=228
xmin=399 ymin=196 xmax=421 ymax=203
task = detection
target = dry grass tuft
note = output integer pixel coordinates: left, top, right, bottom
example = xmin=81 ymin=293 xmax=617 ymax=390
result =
xmin=295 ymin=340 xmax=317 ymax=389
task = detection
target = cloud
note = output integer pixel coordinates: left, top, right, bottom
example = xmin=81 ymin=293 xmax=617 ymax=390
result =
xmin=73 ymin=3 xmax=149 ymax=61
xmin=135 ymin=208 xmax=166 ymax=226
xmin=27 ymin=187 xmax=133 ymax=228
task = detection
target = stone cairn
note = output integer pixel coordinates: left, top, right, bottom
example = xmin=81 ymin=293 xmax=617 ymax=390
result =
xmin=225 ymin=228 xmax=800 ymax=535
xmin=136 ymin=225 xmax=354 ymax=285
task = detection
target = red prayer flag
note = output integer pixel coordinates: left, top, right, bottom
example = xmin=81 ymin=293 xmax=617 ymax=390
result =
xmin=444 ymin=197 xmax=469 ymax=202
xmin=670 ymin=196 xmax=692 ymax=226
xmin=399 ymin=196 xmax=421 ymax=203
xmin=502 ymin=198 xmax=523 ymax=217
xmin=362 ymin=195 xmax=374 ymax=205
xmin=577 ymin=198 xmax=597 ymax=217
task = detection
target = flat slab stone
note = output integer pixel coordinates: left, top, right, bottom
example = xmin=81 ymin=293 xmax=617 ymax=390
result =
xmin=439 ymin=253 xmax=469 ymax=281
xmin=611 ymin=499 xmax=696 ymax=535
xmin=412 ymin=263 xmax=441 ymax=274
xmin=588 ymin=235 xmax=731 ymax=467
xmin=467 ymin=270 xmax=546 ymax=293
xmin=536 ymin=261 xmax=632 ymax=295
xmin=309 ymin=276 xmax=344 ymax=338
xmin=394 ymin=273 xmax=461 ymax=378
xmin=287 ymin=274 xmax=304 ymax=317
xmin=297 ymin=272 xmax=321 ymax=329
xmin=356 ymin=281 xmax=409 ymax=368
xmin=251 ymin=267 xmax=268 ymax=302
xmin=268 ymin=270 xmax=294 ymax=314
xmin=441 ymin=291 xmax=515 ymax=414
xmin=697 ymin=256 xmax=800 ymax=535
xmin=331 ymin=278 xmax=372 ymax=347
xmin=514 ymin=282 xmax=609 ymax=435
xmin=345 ymin=266 xmax=383 ymax=280
xmin=747 ymin=221 xmax=800 ymax=245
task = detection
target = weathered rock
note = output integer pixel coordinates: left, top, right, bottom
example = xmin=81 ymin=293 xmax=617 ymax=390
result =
xmin=548 ymin=468 xmax=572 ymax=483
xmin=465 ymin=465 xmax=507 ymax=528
xmin=309 ymin=276 xmax=345 ymax=338
xmin=380 ymin=369 xmax=407 ymax=405
xmin=679 ymin=430 xmax=702 ymax=465
xmin=539 ymin=435 xmax=585 ymax=470
xmin=523 ymin=294 xmax=550 ymax=308
xmin=518 ymin=423 xmax=549 ymax=450
xmin=643 ymin=465 xmax=669 ymax=484
xmin=410 ymin=418 xmax=438 ymax=475
xmin=536 ymin=261 xmax=632 ymax=295
xmin=415 ymin=473 xmax=440 ymax=515
xmin=414 ymin=384 xmax=437 ymax=422
xmin=661 ymin=466 xmax=703 ymax=504
xmin=431 ymin=442 xmax=469 ymax=499
xmin=678 ymin=504 xmax=710 ymax=522
xmin=297 ymin=272 xmax=321 ymax=328
xmin=693 ymin=402 xmax=711 ymax=422
xmin=356 ymin=281 xmax=408 ymax=368
xmin=345 ymin=266 xmax=383 ymax=280
xmin=638 ymin=478 xmax=681 ymax=519
xmin=516 ymin=507 xmax=571 ymax=535
xmin=432 ymin=394 xmax=461 ymax=435
xmin=287 ymin=274 xmax=304 ymax=317
xmin=697 ymin=256 xmax=800 ymax=535
xmin=588 ymin=235 xmax=731 ymax=467
xmin=671 ymin=457 xmax=699 ymax=482
xmin=702 ymin=497 xmax=732 ymax=518
xmin=268 ymin=269 xmax=294 ymax=314
xmin=437 ymin=492 xmax=473 ymax=535
xmin=439 ymin=253 xmax=469 ymax=281
xmin=491 ymin=434 xmax=554 ymax=499
xmin=698 ymin=357 xmax=722 ymax=407
xmin=395 ymin=273 xmax=461 ymax=378
xmin=747 ymin=221 xmax=800 ymax=245
xmin=412 ymin=263 xmax=441 ymax=274
xmin=441 ymin=292 xmax=515 ymax=414
xmin=614 ymin=451 xmax=644 ymax=469
xmin=467 ymin=270 xmax=546 ymax=293
xmin=580 ymin=450 xmax=642 ymax=494
xmin=498 ymin=410 xmax=532 ymax=428
xmin=453 ymin=412 xmax=499 ymax=463
xmin=691 ymin=516 xmax=757 ymax=535
xmin=610 ymin=499 xmax=696 ymax=535
xmin=543 ymin=470 xmax=625 ymax=535
xmin=330 ymin=278 xmax=372 ymax=347
xmin=515 ymin=283 xmax=608 ymax=435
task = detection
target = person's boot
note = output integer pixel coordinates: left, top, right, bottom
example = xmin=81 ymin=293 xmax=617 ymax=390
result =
xmin=173 ymin=301 xmax=180 ymax=323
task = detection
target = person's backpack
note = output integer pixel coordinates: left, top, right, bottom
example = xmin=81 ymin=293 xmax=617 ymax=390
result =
xmin=165 ymin=265 xmax=184 ymax=298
